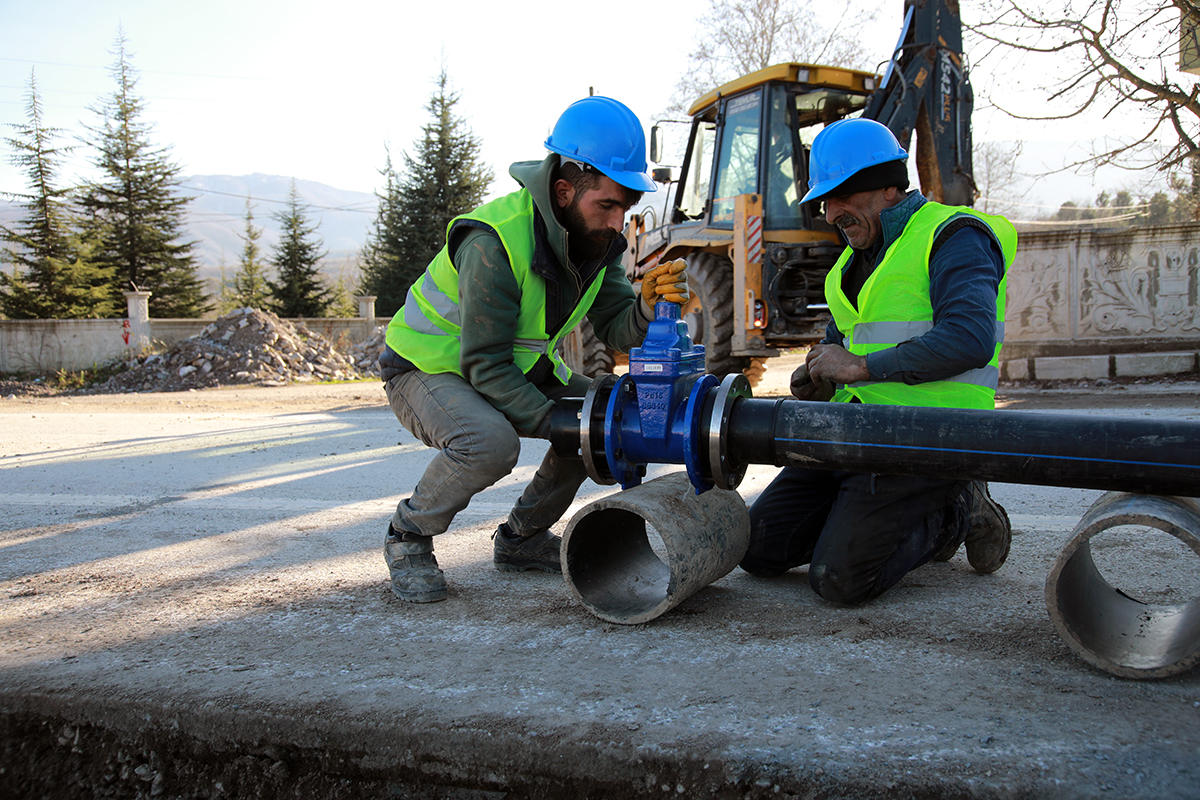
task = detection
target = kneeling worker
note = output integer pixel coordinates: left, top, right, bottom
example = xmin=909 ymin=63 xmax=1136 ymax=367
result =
xmin=741 ymin=117 xmax=1018 ymax=607
xmin=378 ymin=96 xmax=689 ymax=603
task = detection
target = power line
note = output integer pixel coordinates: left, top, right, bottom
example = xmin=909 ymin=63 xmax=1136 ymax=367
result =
xmin=1012 ymin=212 xmax=1148 ymax=226
xmin=977 ymin=195 xmax=1152 ymax=212
xmin=178 ymin=184 xmax=376 ymax=214
xmin=0 ymin=56 xmax=264 ymax=82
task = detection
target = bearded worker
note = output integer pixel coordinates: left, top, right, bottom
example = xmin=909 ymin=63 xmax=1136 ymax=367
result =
xmin=740 ymin=117 xmax=1018 ymax=607
xmin=377 ymin=96 xmax=689 ymax=603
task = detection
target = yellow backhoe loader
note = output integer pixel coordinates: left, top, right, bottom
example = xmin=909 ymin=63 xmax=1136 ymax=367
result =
xmin=561 ymin=0 xmax=976 ymax=384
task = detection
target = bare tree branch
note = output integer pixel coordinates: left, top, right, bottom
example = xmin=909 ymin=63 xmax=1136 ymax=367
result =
xmin=666 ymin=0 xmax=879 ymax=117
xmin=968 ymin=0 xmax=1200 ymax=176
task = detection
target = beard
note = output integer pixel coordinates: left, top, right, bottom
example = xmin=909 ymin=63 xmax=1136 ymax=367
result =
xmin=562 ymin=196 xmax=620 ymax=264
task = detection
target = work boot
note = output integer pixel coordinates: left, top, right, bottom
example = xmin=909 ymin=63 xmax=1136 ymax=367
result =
xmin=492 ymin=524 xmax=562 ymax=573
xmin=384 ymin=524 xmax=448 ymax=603
xmin=963 ymin=482 xmax=1012 ymax=574
xmin=933 ymin=525 xmax=965 ymax=562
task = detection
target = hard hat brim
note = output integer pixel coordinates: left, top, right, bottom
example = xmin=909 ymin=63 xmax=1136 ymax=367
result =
xmin=602 ymin=168 xmax=658 ymax=193
xmin=801 ymin=153 xmax=908 ymax=205
xmin=546 ymin=143 xmax=657 ymax=193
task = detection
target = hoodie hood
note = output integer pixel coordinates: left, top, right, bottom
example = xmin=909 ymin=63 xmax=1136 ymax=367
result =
xmin=509 ymin=155 xmax=572 ymax=270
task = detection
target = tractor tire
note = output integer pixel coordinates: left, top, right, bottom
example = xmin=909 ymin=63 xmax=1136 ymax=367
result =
xmin=680 ymin=252 xmax=765 ymax=387
xmin=558 ymin=316 xmax=616 ymax=379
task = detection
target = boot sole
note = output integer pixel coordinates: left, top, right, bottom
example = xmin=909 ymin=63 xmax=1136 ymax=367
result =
xmin=390 ymin=584 xmax=448 ymax=603
xmin=967 ymin=497 xmax=1012 ymax=574
xmin=495 ymin=561 xmax=561 ymax=574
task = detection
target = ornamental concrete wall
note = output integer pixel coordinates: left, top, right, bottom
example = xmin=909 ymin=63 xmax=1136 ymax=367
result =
xmin=1002 ymin=221 xmax=1200 ymax=360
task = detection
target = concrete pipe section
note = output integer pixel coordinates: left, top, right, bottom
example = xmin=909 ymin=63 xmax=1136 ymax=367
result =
xmin=561 ymin=472 xmax=750 ymax=624
xmin=1046 ymin=492 xmax=1200 ymax=679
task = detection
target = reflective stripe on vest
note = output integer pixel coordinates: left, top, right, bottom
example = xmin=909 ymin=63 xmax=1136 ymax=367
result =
xmin=401 ymin=277 xmax=460 ymax=335
xmin=825 ymin=203 xmax=1017 ymax=409
xmin=846 ymin=319 xmax=1006 ymax=391
xmin=384 ymin=189 xmax=606 ymax=383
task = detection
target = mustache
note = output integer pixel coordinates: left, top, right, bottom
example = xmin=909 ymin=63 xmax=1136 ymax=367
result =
xmin=833 ymin=213 xmax=857 ymax=230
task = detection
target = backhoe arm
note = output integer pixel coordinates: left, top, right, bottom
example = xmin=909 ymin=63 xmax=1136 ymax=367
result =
xmin=864 ymin=0 xmax=976 ymax=206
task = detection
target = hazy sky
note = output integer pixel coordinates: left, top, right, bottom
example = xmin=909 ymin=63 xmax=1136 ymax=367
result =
xmin=0 ymin=0 xmax=1180 ymax=220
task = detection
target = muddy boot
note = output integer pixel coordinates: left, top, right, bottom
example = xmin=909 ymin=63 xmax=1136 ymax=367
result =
xmin=384 ymin=524 xmax=448 ymax=603
xmin=492 ymin=524 xmax=561 ymax=573
xmin=933 ymin=508 xmax=967 ymax=562
xmin=963 ymin=482 xmax=1012 ymax=574
xmin=933 ymin=531 xmax=965 ymax=563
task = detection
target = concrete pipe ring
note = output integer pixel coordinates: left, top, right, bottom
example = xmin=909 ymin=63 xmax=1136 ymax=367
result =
xmin=1045 ymin=492 xmax=1200 ymax=679
xmin=561 ymin=472 xmax=750 ymax=624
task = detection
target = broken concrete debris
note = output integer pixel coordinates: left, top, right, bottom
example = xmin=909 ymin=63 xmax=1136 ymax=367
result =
xmin=348 ymin=325 xmax=387 ymax=378
xmin=99 ymin=308 xmax=375 ymax=394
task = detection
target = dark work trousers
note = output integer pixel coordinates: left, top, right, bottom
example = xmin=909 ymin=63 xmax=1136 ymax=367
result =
xmin=742 ymin=467 xmax=970 ymax=606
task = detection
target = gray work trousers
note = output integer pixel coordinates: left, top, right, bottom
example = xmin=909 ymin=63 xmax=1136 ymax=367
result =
xmin=384 ymin=369 xmax=592 ymax=538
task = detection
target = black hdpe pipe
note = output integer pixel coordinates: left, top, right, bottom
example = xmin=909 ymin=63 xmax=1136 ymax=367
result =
xmin=725 ymin=398 xmax=1200 ymax=497
xmin=551 ymin=390 xmax=1200 ymax=497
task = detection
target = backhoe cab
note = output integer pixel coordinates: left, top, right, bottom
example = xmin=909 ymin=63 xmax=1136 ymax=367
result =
xmin=624 ymin=65 xmax=879 ymax=382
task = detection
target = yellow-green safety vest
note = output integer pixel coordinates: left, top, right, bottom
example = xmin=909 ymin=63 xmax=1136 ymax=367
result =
xmin=385 ymin=189 xmax=606 ymax=384
xmin=824 ymin=202 xmax=1017 ymax=409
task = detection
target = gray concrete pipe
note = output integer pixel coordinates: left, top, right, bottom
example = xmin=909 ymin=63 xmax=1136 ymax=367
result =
xmin=561 ymin=472 xmax=750 ymax=624
xmin=1046 ymin=492 xmax=1200 ymax=679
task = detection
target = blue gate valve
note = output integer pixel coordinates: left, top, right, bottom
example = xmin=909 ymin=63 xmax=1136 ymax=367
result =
xmin=602 ymin=301 xmax=718 ymax=492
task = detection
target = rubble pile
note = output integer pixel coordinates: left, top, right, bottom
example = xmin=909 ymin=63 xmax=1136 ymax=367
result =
xmin=348 ymin=325 xmax=387 ymax=378
xmin=98 ymin=308 xmax=361 ymax=393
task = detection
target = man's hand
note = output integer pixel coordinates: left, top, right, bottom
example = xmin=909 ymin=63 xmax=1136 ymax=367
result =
xmin=789 ymin=360 xmax=835 ymax=401
xmin=640 ymin=258 xmax=690 ymax=306
xmin=806 ymin=344 xmax=869 ymax=386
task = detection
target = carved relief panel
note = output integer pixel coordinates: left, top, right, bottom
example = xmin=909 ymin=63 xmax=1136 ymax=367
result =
xmin=1004 ymin=242 xmax=1069 ymax=342
xmin=1079 ymin=235 xmax=1200 ymax=337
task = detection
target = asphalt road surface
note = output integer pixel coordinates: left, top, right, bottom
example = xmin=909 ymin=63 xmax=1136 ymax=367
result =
xmin=2 ymin=360 xmax=1199 ymax=799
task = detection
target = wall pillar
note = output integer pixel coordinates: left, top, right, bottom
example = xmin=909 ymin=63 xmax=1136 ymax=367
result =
xmin=123 ymin=291 xmax=152 ymax=354
xmin=356 ymin=295 xmax=377 ymax=327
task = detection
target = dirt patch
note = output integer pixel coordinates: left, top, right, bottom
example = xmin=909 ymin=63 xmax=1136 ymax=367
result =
xmin=0 ymin=379 xmax=62 ymax=399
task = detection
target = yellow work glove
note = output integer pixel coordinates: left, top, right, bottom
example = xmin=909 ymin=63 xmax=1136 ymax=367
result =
xmin=640 ymin=258 xmax=690 ymax=306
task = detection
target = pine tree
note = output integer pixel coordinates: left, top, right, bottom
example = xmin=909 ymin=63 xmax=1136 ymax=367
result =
xmin=326 ymin=264 xmax=360 ymax=319
xmin=359 ymin=69 xmax=493 ymax=318
xmin=231 ymin=198 xmax=272 ymax=310
xmin=358 ymin=150 xmax=408 ymax=317
xmin=267 ymin=182 xmax=332 ymax=318
xmin=81 ymin=31 xmax=209 ymax=318
xmin=1 ymin=70 xmax=116 ymax=319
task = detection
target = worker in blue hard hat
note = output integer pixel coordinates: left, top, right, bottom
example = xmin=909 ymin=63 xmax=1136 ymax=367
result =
xmin=377 ymin=96 xmax=689 ymax=603
xmin=741 ymin=117 xmax=1019 ymax=607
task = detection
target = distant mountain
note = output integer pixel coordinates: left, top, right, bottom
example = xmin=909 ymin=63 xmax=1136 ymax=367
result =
xmin=180 ymin=174 xmax=377 ymax=280
xmin=1 ymin=174 xmax=379 ymax=287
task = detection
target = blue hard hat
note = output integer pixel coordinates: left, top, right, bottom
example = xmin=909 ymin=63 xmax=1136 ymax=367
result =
xmin=545 ymin=96 xmax=657 ymax=193
xmin=801 ymin=118 xmax=908 ymax=204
